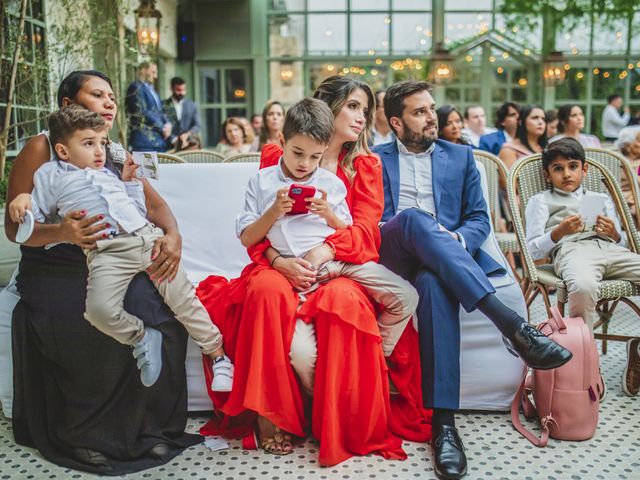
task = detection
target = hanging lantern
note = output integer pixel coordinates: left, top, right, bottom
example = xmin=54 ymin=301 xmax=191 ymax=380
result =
xmin=542 ymin=51 xmax=566 ymax=87
xmin=136 ymin=0 xmax=162 ymax=56
xmin=429 ymin=43 xmax=455 ymax=85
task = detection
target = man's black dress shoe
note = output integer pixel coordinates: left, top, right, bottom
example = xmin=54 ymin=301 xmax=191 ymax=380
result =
xmin=148 ymin=442 xmax=171 ymax=459
xmin=72 ymin=447 xmax=110 ymax=468
xmin=503 ymin=323 xmax=572 ymax=370
xmin=432 ymin=426 xmax=467 ymax=480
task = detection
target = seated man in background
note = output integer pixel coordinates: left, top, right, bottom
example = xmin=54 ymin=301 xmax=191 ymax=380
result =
xmin=462 ymin=105 xmax=495 ymax=147
xmin=478 ymin=102 xmax=520 ymax=155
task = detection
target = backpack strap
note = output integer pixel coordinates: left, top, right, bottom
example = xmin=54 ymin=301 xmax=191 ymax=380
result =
xmin=548 ymin=307 xmax=567 ymax=332
xmin=511 ymin=370 xmax=555 ymax=447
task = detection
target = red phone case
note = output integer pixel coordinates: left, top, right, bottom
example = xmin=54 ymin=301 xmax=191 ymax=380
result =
xmin=287 ymin=184 xmax=317 ymax=215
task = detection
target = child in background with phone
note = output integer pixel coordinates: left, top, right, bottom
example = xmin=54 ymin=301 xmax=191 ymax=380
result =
xmin=237 ymin=98 xmax=418 ymax=362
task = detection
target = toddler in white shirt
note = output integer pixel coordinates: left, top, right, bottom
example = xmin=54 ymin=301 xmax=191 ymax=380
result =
xmin=238 ymin=98 xmax=418 ymax=361
xmin=9 ymin=105 xmax=233 ymax=390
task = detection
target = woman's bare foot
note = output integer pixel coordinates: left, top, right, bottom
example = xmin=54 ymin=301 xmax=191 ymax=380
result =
xmin=257 ymin=415 xmax=293 ymax=455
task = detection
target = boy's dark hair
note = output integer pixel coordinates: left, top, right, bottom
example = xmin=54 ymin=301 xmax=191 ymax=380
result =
xmin=495 ymin=102 xmax=519 ymax=129
xmin=384 ymin=80 xmax=433 ymax=134
xmin=170 ymin=76 xmax=186 ymax=88
xmin=607 ymin=94 xmax=621 ymax=104
xmin=48 ymin=105 xmax=107 ymax=148
xmin=542 ymin=137 xmax=585 ymax=171
xmin=57 ymin=70 xmax=113 ymax=108
xmin=282 ymin=98 xmax=334 ymax=144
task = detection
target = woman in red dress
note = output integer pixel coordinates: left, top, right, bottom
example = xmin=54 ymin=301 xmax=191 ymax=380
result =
xmin=196 ymin=76 xmax=430 ymax=466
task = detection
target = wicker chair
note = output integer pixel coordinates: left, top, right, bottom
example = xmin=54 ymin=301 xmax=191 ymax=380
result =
xmin=223 ymin=153 xmax=260 ymax=163
xmin=157 ymin=152 xmax=185 ymax=164
xmin=473 ymin=150 xmax=521 ymax=281
xmin=507 ymin=154 xmax=640 ymax=353
xmin=175 ymin=150 xmax=225 ymax=163
xmin=585 ymin=147 xmax=640 ymax=228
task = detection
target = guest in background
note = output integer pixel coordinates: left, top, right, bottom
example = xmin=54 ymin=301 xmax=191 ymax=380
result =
xmin=371 ymin=90 xmax=394 ymax=145
xmin=479 ymin=102 xmax=520 ymax=155
xmin=549 ymin=104 xmax=601 ymax=148
xmin=436 ymin=105 xmax=470 ymax=146
xmin=615 ymin=126 xmax=640 ymax=226
xmin=499 ymin=105 xmax=547 ymax=169
xmin=462 ymin=105 xmax=495 ymax=147
xmin=125 ymin=61 xmax=171 ymax=152
xmin=251 ymin=113 xmax=263 ymax=136
xmin=259 ymin=101 xmax=285 ymax=149
xmin=163 ymin=77 xmax=201 ymax=152
xmin=216 ymin=117 xmax=254 ymax=158
xmin=602 ymin=94 xmax=630 ymax=141
xmin=545 ymin=109 xmax=559 ymax=139
xmin=238 ymin=117 xmax=259 ymax=152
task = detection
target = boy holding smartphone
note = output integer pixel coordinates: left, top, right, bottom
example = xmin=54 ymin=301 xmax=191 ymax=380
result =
xmin=236 ymin=98 xmax=418 ymax=368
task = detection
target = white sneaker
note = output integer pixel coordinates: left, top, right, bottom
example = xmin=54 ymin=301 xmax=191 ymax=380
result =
xmin=132 ymin=327 xmax=163 ymax=387
xmin=211 ymin=355 xmax=234 ymax=392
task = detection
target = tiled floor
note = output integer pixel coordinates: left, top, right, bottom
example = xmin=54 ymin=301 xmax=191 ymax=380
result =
xmin=1 ymin=296 xmax=638 ymax=479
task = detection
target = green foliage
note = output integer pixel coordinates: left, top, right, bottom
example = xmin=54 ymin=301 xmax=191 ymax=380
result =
xmin=499 ymin=0 xmax=638 ymax=31
xmin=0 ymin=160 xmax=11 ymax=208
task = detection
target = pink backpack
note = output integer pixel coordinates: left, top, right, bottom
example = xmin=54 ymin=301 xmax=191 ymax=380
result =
xmin=511 ymin=307 xmax=603 ymax=446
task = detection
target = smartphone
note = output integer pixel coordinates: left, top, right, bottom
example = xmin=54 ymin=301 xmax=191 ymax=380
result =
xmin=287 ymin=184 xmax=317 ymax=215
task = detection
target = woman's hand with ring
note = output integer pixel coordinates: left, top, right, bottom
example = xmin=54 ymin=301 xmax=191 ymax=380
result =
xmin=147 ymin=230 xmax=183 ymax=282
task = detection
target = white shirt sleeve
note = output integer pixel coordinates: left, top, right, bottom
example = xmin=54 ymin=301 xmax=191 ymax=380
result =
xmin=602 ymin=194 xmax=626 ymax=248
xmin=525 ymin=193 xmax=557 ymax=260
xmin=603 ymin=106 xmax=630 ymax=129
xmin=30 ymin=164 xmax=58 ymax=223
xmin=235 ymin=175 xmax=262 ymax=238
xmin=124 ymin=179 xmax=147 ymax=218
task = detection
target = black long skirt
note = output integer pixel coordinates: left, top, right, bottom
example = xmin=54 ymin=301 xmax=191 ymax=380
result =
xmin=11 ymin=244 xmax=202 ymax=475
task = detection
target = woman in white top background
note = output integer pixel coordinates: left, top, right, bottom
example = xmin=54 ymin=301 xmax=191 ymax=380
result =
xmin=549 ymin=104 xmax=601 ymax=148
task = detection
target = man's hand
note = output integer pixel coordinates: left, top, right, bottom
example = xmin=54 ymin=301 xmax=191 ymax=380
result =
xmin=121 ymin=157 xmax=139 ymax=181
xmin=551 ymin=214 xmax=583 ymax=242
xmin=179 ymin=132 xmax=191 ymax=149
xmin=438 ymin=223 xmax=459 ymax=241
xmin=595 ymin=214 xmax=621 ymax=242
xmin=268 ymin=187 xmax=294 ymax=218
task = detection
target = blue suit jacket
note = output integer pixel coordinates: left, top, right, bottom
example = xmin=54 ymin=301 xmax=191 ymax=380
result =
xmin=373 ymin=139 xmax=503 ymax=276
xmin=478 ymin=129 xmax=507 ymax=156
xmin=125 ymin=80 xmax=169 ymax=151
xmin=163 ymin=98 xmax=201 ymax=142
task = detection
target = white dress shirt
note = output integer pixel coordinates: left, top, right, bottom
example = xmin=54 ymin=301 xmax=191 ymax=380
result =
xmin=236 ymin=159 xmax=352 ymax=257
xmin=601 ymin=104 xmax=630 ymax=139
xmin=462 ymin=127 xmax=496 ymax=147
xmin=172 ymin=97 xmax=184 ymax=121
xmin=371 ymin=127 xmax=394 ymax=146
xmin=31 ymin=160 xmax=148 ymax=235
xmin=397 ymin=139 xmax=436 ymax=215
xmin=525 ymin=186 xmax=624 ymax=260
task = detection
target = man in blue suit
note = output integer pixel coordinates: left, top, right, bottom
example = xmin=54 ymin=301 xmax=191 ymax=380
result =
xmin=126 ymin=62 xmax=171 ymax=152
xmin=478 ymin=102 xmax=520 ymax=155
xmin=163 ymin=77 xmax=201 ymax=151
xmin=372 ymin=81 xmax=570 ymax=480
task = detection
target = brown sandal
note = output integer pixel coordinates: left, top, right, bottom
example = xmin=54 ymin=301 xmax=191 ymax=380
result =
xmin=260 ymin=427 xmax=294 ymax=455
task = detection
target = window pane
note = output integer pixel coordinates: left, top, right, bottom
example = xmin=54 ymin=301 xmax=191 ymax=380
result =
xmin=632 ymin=13 xmax=640 ymax=52
xmin=556 ymin=18 xmax=590 ymax=55
xmin=203 ymin=108 xmax=222 ymax=146
xmin=308 ymin=0 xmax=346 ymax=11
xmin=393 ymin=0 xmax=430 ymax=9
xmin=392 ymin=13 xmax=432 ymax=54
xmin=309 ymin=63 xmax=345 ymax=92
xmin=350 ymin=14 xmax=389 ymax=55
xmin=446 ymin=0 xmax=492 ymax=10
xmin=201 ymin=69 xmax=221 ymax=104
xmin=494 ymin=14 xmax=541 ymax=51
xmin=226 ymin=108 xmax=248 ymax=119
xmin=592 ymin=68 xmax=626 ymax=101
xmin=31 ymin=0 xmax=45 ymax=20
xmin=592 ymin=20 xmax=628 ymax=54
xmin=269 ymin=14 xmax=304 ymax=56
xmin=556 ymin=68 xmax=588 ymax=100
xmin=308 ymin=14 xmax=347 ymax=55
xmin=269 ymin=0 xmax=304 ymax=11
xmin=352 ymin=0 xmax=388 ymax=10
xmin=270 ymin=61 xmax=304 ymax=106
xmin=444 ymin=13 xmax=489 ymax=46
xmin=631 ymin=69 xmax=640 ymax=101
xmin=225 ymin=69 xmax=247 ymax=104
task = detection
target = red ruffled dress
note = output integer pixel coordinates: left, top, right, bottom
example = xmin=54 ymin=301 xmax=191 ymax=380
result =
xmin=196 ymin=144 xmax=431 ymax=466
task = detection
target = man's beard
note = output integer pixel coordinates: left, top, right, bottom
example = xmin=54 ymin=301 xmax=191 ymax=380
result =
xmin=173 ymin=94 xmax=184 ymax=101
xmin=398 ymin=120 xmax=437 ymax=151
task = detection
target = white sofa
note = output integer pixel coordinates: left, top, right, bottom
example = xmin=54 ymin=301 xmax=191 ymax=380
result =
xmin=0 ymin=161 xmax=524 ymax=417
